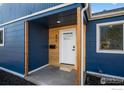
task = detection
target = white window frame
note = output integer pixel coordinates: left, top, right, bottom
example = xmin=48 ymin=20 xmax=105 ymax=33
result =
xmin=96 ymin=20 xmax=124 ymax=54
xmin=0 ymin=28 xmax=4 ymax=46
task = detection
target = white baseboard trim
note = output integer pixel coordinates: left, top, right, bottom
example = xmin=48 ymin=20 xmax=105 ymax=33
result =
xmin=28 ymin=64 xmax=49 ymax=74
xmin=0 ymin=67 xmax=24 ymax=78
xmin=87 ymin=71 xmax=124 ymax=80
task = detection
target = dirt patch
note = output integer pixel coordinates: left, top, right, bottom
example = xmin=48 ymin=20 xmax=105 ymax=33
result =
xmin=0 ymin=70 xmax=35 ymax=85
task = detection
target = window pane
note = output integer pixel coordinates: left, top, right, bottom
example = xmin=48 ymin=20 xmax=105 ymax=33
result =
xmin=100 ymin=24 xmax=123 ymax=50
xmin=0 ymin=31 xmax=3 ymax=44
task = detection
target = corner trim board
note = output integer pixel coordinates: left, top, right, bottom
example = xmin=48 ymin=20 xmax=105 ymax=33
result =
xmin=87 ymin=71 xmax=124 ymax=80
xmin=76 ymin=7 xmax=81 ymax=85
xmin=24 ymin=21 xmax=29 ymax=77
xmin=0 ymin=67 xmax=24 ymax=78
xmin=28 ymin=64 xmax=49 ymax=74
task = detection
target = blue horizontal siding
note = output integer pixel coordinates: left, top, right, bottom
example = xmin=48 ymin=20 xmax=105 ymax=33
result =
xmin=0 ymin=3 xmax=61 ymax=24
xmin=27 ymin=3 xmax=80 ymax=22
xmin=86 ymin=15 xmax=124 ymax=77
xmin=0 ymin=3 xmax=80 ymax=75
xmin=0 ymin=20 xmax=24 ymax=74
xmin=28 ymin=22 xmax=48 ymax=71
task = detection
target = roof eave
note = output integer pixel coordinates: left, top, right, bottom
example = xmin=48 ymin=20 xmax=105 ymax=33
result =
xmin=85 ymin=4 xmax=124 ymax=21
xmin=89 ymin=10 xmax=124 ymax=20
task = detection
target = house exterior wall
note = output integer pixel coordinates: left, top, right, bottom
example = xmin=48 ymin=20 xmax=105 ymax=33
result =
xmin=0 ymin=3 xmax=81 ymax=75
xmin=0 ymin=20 xmax=24 ymax=74
xmin=28 ymin=22 xmax=48 ymax=71
xmin=0 ymin=3 xmax=62 ymax=75
xmin=86 ymin=15 xmax=124 ymax=77
xmin=0 ymin=3 xmax=61 ymax=24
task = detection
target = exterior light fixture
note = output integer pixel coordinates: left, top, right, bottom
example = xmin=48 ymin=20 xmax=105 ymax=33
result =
xmin=57 ymin=20 xmax=61 ymax=24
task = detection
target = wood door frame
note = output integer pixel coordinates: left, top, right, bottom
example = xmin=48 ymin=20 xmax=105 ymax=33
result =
xmin=24 ymin=21 xmax=29 ymax=77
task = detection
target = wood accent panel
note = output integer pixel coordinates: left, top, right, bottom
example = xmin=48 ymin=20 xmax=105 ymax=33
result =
xmin=76 ymin=7 xmax=81 ymax=85
xmin=49 ymin=25 xmax=77 ymax=68
xmin=49 ymin=29 xmax=59 ymax=66
xmin=24 ymin=21 xmax=29 ymax=77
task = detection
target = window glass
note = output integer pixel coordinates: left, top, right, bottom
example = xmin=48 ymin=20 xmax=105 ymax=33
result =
xmin=100 ymin=24 xmax=123 ymax=50
xmin=0 ymin=31 xmax=3 ymax=44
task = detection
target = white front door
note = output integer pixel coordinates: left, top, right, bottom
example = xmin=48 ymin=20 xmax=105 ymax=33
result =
xmin=59 ymin=28 xmax=76 ymax=65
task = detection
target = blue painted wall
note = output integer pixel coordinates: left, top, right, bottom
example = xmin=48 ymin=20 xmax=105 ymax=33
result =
xmin=0 ymin=21 xmax=24 ymax=74
xmin=0 ymin=3 xmax=61 ymax=24
xmin=86 ymin=15 xmax=124 ymax=77
xmin=0 ymin=3 xmax=61 ymax=75
xmin=28 ymin=22 xmax=48 ymax=71
xmin=0 ymin=3 xmax=81 ymax=75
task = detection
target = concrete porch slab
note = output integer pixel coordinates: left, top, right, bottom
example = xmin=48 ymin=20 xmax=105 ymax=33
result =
xmin=26 ymin=65 xmax=76 ymax=85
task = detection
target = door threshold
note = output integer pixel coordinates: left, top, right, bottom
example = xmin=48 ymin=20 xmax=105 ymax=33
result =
xmin=59 ymin=64 xmax=76 ymax=72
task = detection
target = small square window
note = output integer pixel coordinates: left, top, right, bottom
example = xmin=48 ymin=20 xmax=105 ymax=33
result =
xmin=0 ymin=28 xmax=4 ymax=46
xmin=97 ymin=21 xmax=124 ymax=54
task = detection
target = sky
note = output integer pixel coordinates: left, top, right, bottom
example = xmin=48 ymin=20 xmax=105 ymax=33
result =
xmin=91 ymin=3 xmax=124 ymax=14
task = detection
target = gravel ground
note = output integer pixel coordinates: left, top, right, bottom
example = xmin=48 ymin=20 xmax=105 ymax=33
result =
xmin=0 ymin=70 xmax=35 ymax=85
xmin=85 ymin=73 xmax=124 ymax=85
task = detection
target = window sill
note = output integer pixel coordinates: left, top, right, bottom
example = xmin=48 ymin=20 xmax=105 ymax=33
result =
xmin=0 ymin=44 xmax=4 ymax=47
xmin=96 ymin=50 xmax=124 ymax=54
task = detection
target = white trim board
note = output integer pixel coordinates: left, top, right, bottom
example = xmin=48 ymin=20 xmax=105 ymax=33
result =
xmin=0 ymin=67 xmax=24 ymax=78
xmin=0 ymin=3 xmax=73 ymax=27
xmin=89 ymin=10 xmax=124 ymax=21
xmin=96 ymin=20 xmax=124 ymax=54
xmin=0 ymin=28 xmax=4 ymax=46
xmin=0 ymin=64 xmax=49 ymax=79
xmin=28 ymin=64 xmax=49 ymax=75
xmin=87 ymin=71 xmax=124 ymax=80
xmin=96 ymin=20 xmax=124 ymax=26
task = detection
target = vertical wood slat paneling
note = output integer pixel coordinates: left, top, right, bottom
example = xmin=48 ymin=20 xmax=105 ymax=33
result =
xmin=49 ymin=29 xmax=59 ymax=66
xmin=24 ymin=21 xmax=28 ymax=77
xmin=76 ymin=7 xmax=81 ymax=85
xmin=49 ymin=25 xmax=77 ymax=68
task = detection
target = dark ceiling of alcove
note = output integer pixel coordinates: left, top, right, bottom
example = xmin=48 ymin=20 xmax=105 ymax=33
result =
xmin=31 ymin=8 xmax=77 ymax=28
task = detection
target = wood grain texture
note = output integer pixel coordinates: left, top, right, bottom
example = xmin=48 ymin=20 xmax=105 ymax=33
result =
xmin=76 ymin=7 xmax=81 ymax=85
xmin=24 ymin=21 xmax=29 ymax=77
xmin=49 ymin=25 xmax=77 ymax=69
xmin=49 ymin=29 xmax=59 ymax=66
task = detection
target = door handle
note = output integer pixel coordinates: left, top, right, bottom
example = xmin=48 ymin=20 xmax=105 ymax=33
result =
xmin=72 ymin=49 xmax=75 ymax=51
xmin=73 ymin=46 xmax=75 ymax=48
xmin=72 ymin=45 xmax=75 ymax=51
